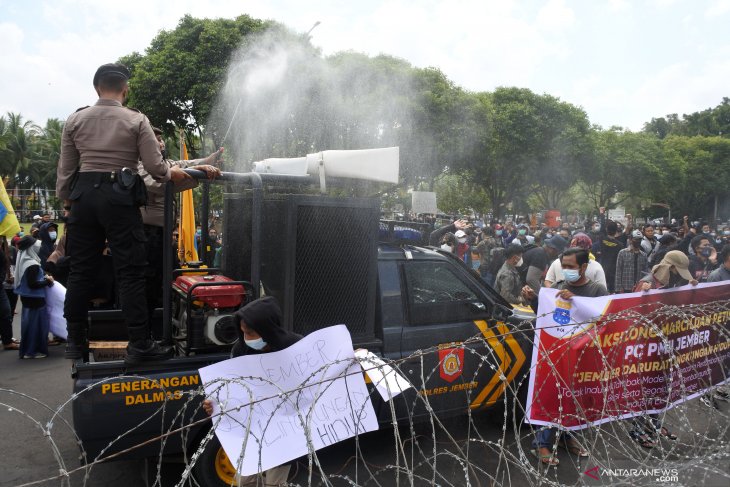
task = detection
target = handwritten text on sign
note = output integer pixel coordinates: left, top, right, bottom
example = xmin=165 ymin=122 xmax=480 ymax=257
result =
xmin=198 ymin=325 xmax=378 ymax=475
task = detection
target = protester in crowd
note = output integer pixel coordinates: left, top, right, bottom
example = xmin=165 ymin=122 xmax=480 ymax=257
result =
xmin=0 ymin=236 xmax=18 ymax=351
xmin=520 ymin=235 xmax=567 ymax=293
xmin=14 ymin=236 xmax=54 ymax=359
xmin=494 ymin=245 xmax=526 ymax=306
xmin=708 ymin=245 xmax=730 ymax=282
xmin=45 ymin=229 xmax=70 ymax=287
xmin=688 ymin=234 xmax=718 ymax=282
xmin=545 ymin=233 xmax=607 ymax=288
xmin=522 ymin=247 xmax=605 ymax=464
xmin=202 ymin=297 xmax=299 ymax=485
xmin=630 ymin=250 xmax=698 ymax=445
xmin=641 ymin=224 xmax=661 ymax=266
xmin=598 ymin=220 xmax=624 ymax=293
xmin=30 ymin=214 xmax=42 ymax=232
xmin=614 ymin=230 xmax=649 ymax=293
xmin=37 ymin=221 xmax=58 ymax=269
xmin=3 ymin=236 xmax=18 ymax=319
xmin=203 ymin=228 xmax=221 ymax=268
xmin=429 ymin=218 xmax=469 ymax=247
xmin=454 ymin=230 xmax=471 ymax=265
xmin=439 ymin=232 xmax=456 ymax=253
xmin=494 ymin=224 xmax=509 ymax=247
xmin=476 ymin=226 xmax=499 ymax=284
xmin=652 ymin=233 xmax=678 ymax=268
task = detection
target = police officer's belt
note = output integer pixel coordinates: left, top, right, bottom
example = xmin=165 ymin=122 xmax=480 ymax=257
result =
xmin=77 ymin=172 xmax=118 ymax=183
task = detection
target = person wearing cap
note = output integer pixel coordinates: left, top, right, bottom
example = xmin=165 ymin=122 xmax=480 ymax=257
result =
xmin=519 ymin=235 xmax=568 ymax=294
xmin=629 ymin=250 xmax=697 ymax=444
xmin=57 ymin=62 xmax=192 ymax=363
xmin=634 ymin=250 xmax=698 ymax=291
xmin=454 ymin=229 xmax=471 ymax=264
xmin=14 ymin=236 xmax=54 ymax=359
xmin=139 ymin=126 xmax=221 ymax=312
xmin=614 ymin=230 xmax=649 ymax=294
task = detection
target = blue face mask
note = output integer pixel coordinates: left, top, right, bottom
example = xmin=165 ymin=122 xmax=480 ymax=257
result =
xmin=495 ymin=230 xmax=503 ymax=236
xmin=17 ymin=232 xmax=24 ymax=237
xmin=700 ymin=247 xmax=713 ymax=258
xmin=244 ymin=337 xmax=267 ymax=350
xmin=563 ymin=269 xmax=581 ymax=283
xmin=49 ymin=231 xmax=57 ymax=240
xmin=518 ymin=229 xmax=527 ymax=236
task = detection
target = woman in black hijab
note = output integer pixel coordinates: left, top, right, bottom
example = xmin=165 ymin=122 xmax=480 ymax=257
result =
xmin=203 ymin=296 xmax=301 ymax=485
xmin=229 ymin=296 xmax=301 ymax=357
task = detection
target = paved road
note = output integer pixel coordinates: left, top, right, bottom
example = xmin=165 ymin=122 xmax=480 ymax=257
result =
xmin=2 ymin=311 xmax=728 ymax=486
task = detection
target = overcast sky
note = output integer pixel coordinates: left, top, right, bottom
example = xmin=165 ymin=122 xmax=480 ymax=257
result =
xmin=1 ymin=0 xmax=728 ymax=131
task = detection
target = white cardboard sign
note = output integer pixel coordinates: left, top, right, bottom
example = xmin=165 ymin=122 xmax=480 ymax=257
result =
xmin=198 ymin=325 xmax=378 ymax=475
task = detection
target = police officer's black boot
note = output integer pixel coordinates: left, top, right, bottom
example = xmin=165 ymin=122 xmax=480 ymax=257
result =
xmin=65 ymin=324 xmax=88 ymax=360
xmin=125 ymin=327 xmax=174 ymax=365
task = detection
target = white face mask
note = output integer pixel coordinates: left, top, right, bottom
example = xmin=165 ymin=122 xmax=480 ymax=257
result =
xmin=515 ymin=258 xmax=524 ymax=267
xmin=244 ymin=337 xmax=267 ymax=350
xmin=49 ymin=231 xmax=57 ymax=240
xmin=457 ymin=237 xmax=467 ymax=244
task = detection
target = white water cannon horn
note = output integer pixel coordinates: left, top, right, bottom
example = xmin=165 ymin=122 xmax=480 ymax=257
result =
xmin=305 ymin=147 xmax=400 ymax=184
xmin=252 ymin=157 xmax=308 ymax=176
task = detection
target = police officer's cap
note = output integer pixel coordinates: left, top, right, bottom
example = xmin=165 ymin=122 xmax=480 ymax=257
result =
xmin=93 ymin=63 xmax=131 ymax=87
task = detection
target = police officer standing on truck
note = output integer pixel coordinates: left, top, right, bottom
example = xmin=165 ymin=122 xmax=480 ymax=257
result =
xmin=57 ymin=63 xmax=191 ymax=364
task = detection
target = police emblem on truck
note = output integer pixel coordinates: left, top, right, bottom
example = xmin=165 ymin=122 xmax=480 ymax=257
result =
xmin=439 ymin=347 xmax=464 ymax=383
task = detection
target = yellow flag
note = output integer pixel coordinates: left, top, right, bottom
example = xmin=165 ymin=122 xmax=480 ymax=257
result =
xmin=179 ymin=137 xmax=198 ymax=263
xmin=0 ymin=178 xmax=20 ymax=238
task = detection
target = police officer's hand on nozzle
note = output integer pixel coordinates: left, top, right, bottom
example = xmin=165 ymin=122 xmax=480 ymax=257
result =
xmin=196 ymin=165 xmax=221 ymax=180
xmin=169 ymin=166 xmax=192 ymax=183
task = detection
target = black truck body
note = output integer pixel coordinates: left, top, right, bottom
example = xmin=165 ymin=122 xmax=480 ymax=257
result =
xmin=71 ymin=170 xmax=533 ymax=478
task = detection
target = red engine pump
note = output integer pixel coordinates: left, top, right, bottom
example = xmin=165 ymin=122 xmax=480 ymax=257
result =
xmin=171 ymin=274 xmax=246 ymax=352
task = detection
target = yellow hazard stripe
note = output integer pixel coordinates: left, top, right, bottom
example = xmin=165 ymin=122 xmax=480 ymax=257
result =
xmin=469 ymin=320 xmax=527 ymax=410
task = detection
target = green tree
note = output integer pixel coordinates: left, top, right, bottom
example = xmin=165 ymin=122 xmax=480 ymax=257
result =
xmin=120 ymin=14 xmax=272 ymax=155
xmin=578 ymin=128 xmax=664 ymax=213
xmin=433 ymin=172 xmax=490 ymax=214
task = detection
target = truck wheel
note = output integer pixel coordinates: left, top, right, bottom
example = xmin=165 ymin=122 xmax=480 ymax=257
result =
xmin=192 ymin=435 xmax=237 ymax=486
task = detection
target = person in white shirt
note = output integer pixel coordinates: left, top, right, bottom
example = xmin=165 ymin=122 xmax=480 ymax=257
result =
xmin=544 ymin=233 xmax=607 ymax=288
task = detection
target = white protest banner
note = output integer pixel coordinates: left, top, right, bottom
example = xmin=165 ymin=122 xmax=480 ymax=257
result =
xmin=198 ymin=325 xmax=378 ymax=475
xmin=45 ymin=281 xmax=67 ymax=339
xmin=355 ymin=349 xmax=412 ymax=400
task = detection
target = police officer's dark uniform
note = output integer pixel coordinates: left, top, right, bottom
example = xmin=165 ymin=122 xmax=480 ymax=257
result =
xmin=57 ymin=63 xmax=175 ymax=364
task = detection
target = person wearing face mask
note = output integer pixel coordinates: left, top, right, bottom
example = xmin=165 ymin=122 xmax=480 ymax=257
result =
xmin=544 ymin=233 xmax=607 ymax=288
xmin=614 ymin=230 xmax=649 ymax=294
xmin=453 ymin=230 xmax=471 ymax=265
xmin=37 ymin=221 xmax=58 ymax=270
xmin=494 ymin=245 xmax=527 ymax=306
xmin=708 ymin=245 xmax=730 ymax=283
xmin=493 ymin=223 xmax=508 ymax=247
xmin=688 ymin=235 xmax=718 ymax=282
xmin=202 ymin=297 xmax=300 ymax=485
xmin=521 ymin=247 xmax=606 ymax=464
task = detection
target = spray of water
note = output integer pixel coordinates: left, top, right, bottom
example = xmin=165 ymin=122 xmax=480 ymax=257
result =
xmin=210 ymin=27 xmax=426 ymax=180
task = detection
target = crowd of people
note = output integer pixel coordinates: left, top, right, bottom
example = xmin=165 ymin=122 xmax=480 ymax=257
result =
xmin=430 ymin=209 xmax=730 ymax=464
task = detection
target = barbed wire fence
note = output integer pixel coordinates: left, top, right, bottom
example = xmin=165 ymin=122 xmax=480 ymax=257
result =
xmin=2 ymin=299 xmax=729 ymax=487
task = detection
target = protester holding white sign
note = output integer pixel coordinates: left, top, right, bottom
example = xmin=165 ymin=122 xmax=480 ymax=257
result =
xmin=199 ymin=297 xmax=378 ymax=483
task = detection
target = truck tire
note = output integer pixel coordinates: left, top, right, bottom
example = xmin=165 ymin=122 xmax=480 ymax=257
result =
xmin=192 ymin=435 xmax=238 ymax=487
